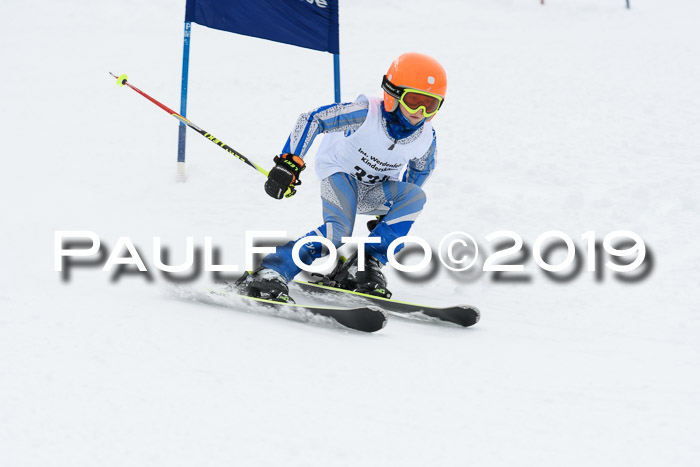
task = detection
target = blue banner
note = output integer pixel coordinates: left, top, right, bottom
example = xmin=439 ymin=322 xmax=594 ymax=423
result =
xmin=185 ymin=0 xmax=339 ymax=54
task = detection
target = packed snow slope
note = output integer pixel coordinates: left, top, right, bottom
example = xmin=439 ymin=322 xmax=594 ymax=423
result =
xmin=2 ymin=0 xmax=699 ymax=465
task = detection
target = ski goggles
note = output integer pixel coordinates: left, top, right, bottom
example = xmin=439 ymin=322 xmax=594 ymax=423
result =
xmin=382 ymin=75 xmax=444 ymax=117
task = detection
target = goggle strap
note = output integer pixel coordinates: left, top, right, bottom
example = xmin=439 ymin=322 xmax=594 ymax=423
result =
xmin=381 ymin=75 xmax=403 ymax=99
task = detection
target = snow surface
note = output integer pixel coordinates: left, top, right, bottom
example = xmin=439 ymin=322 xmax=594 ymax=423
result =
xmin=2 ymin=0 xmax=699 ymax=465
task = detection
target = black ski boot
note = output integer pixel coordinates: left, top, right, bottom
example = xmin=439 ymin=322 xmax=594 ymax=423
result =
xmin=312 ymin=251 xmax=391 ymax=298
xmin=235 ymin=267 xmax=294 ymax=303
xmin=355 ymin=254 xmax=392 ymax=298
xmin=319 ymin=251 xmax=359 ymax=291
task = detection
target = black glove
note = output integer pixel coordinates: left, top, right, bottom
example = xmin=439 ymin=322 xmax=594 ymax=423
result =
xmin=264 ymin=153 xmax=305 ymax=199
xmin=367 ymin=215 xmax=385 ymax=232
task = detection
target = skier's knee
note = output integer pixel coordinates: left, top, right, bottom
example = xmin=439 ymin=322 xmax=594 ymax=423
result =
xmin=403 ymin=183 xmax=427 ymax=210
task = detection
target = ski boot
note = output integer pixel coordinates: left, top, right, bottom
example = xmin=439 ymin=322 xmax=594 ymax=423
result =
xmin=313 ymin=252 xmax=392 ymax=299
xmin=235 ymin=267 xmax=295 ymax=303
xmin=354 ymin=254 xmax=392 ymax=298
xmin=321 ymin=251 xmax=359 ymax=291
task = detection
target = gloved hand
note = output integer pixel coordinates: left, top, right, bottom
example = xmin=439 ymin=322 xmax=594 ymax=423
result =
xmin=264 ymin=153 xmax=305 ymax=199
xmin=367 ymin=215 xmax=385 ymax=232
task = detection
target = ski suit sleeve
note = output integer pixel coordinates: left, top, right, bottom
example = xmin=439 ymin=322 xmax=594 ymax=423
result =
xmin=281 ymin=96 xmax=370 ymax=158
xmin=402 ymin=128 xmax=437 ymax=187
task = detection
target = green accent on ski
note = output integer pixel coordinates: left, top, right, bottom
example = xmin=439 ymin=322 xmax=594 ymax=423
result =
xmin=293 ymin=280 xmax=426 ymax=307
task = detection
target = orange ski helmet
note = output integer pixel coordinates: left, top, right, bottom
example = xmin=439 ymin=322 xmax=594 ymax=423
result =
xmin=382 ymin=52 xmax=447 ymax=120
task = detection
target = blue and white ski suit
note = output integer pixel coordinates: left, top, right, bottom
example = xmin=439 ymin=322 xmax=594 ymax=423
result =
xmin=262 ymin=94 xmax=438 ymax=282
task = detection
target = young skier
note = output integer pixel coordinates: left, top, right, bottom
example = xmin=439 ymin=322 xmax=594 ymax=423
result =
xmin=238 ymin=52 xmax=447 ymax=302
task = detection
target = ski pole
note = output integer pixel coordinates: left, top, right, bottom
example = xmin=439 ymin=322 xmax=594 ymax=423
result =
xmin=109 ymin=72 xmax=275 ymax=181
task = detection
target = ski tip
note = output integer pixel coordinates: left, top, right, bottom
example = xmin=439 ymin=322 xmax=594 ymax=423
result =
xmin=367 ymin=305 xmax=389 ymax=330
xmin=456 ymin=305 xmax=481 ymax=323
xmin=339 ymin=305 xmax=387 ymax=333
